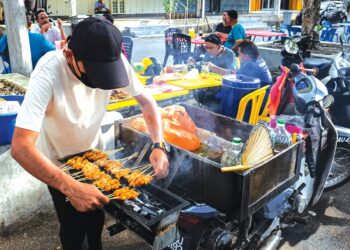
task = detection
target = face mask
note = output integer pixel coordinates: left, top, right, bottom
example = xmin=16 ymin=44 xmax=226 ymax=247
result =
xmin=68 ymin=63 xmax=95 ymax=88
xmin=223 ymin=17 xmax=227 ymax=25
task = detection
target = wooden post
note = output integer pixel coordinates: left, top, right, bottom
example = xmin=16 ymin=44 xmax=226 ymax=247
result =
xmin=69 ymin=0 xmax=77 ymax=17
xmin=3 ymin=0 xmax=32 ymax=76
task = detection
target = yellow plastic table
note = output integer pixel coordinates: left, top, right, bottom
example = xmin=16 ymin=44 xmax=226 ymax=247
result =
xmin=166 ymin=73 xmax=222 ymax=90
xmin=107 ymin=88 xmax=189 ymax=111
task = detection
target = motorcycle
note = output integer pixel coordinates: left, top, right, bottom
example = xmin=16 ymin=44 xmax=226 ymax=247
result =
xmin=278 ymin=34 xmax=350 ymax=191
xmin=161 ymin=64 xmax=337 ymax=250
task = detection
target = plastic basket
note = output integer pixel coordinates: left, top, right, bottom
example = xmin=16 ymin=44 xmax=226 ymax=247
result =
xmin=0 ymin=95 xmax=24 ymax=145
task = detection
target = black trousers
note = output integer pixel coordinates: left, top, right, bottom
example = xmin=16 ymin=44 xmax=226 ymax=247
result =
xmin=48 ymin=186 xmax=105 ymax=250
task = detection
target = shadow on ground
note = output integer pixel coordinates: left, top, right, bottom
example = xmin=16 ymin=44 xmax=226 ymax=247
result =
xmin=279 ymin=180 xmax=350 ymax=249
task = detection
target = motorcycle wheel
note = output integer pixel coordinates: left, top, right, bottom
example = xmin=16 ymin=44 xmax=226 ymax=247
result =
xmin=324 ymin=147 xmax=350 ymax=191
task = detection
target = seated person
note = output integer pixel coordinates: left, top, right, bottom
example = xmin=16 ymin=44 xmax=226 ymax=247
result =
xmin=236 ymin=40 xmax=272 ymax=87
xmin=237 ymin=40 xmax=272 ymax=111
xmin=31 ymin=9 xmax=67 ymax=46
xmin=201 ymin=34 xmax=236 ymax=75
xmin=214 ymin=11 xmax=233 ymax=37
xmin=95 ymin=0 xmax=111 ymax=14
xmin=215 ymin=40 xmax=272 ymax=118
xmin=221 ymin=10 xmax=246 ymax=52
xmin=0 ymin=17 xmax=55 ymax=73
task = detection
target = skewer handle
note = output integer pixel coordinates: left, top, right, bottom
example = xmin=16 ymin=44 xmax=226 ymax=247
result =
xmin=221 ymin=165 xmax=251 ymax=172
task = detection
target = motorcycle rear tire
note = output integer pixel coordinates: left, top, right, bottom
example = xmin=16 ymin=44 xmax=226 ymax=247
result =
xmin=324 ymin=146 xmax=350 ymax=191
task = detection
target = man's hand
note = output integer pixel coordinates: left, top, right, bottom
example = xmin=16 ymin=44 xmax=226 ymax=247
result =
xmin=57 ymin=18 xmax=63 ymax=29
xmin=65 ymin=180 xmax=109 ymax=212
xmin=40 ymin=22 xmax=52 ymax=34
xmin=150 ymin=148 xmax=169 ymax=179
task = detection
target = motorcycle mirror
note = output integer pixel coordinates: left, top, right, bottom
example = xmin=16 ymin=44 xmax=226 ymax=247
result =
xmin=323 ymin=95 xmax=334 ymax=109
xmin=284 ymin=38 xmax=299 ymax=54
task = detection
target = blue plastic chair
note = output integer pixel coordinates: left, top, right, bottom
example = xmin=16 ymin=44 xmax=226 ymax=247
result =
xmin=122 ymin=36 xmax=133 ymax=62
xmin=343 ymin=22 xmax=350 ymax=43
xmin=320 ymin=21 xmax=337 ymax=42
xmin=287 ymin=26 xmax=302 ymax=37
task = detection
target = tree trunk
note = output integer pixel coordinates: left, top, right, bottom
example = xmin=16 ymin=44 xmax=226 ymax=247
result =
xmin=3 ymin=0 xmax=32 ymax=76
xmin=302 ymin=0 xmax=320 ymax=41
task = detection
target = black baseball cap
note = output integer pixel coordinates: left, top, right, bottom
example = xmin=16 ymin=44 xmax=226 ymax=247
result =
xmin=68 ymin=17 xmax=128 ymax=90
xmin=204 ymin=34 xmax=222 ymax=45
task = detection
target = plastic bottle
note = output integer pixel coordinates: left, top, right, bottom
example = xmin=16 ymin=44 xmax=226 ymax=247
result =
xmin=221 ymin=138 xmax=243 ymax=166
xmin=201 ymin=62 xmax=210 ymax=79
xmin=188 ymin=27 xmax=195 ymax=39
xmin=273 ymin=119 xmax=292 ymax=152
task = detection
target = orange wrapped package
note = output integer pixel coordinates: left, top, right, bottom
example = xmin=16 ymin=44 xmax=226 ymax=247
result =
xmin=130 ymin=106 xmax=201 ymax=151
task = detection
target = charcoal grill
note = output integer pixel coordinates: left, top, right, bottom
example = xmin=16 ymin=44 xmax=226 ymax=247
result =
xmin=59 ymin=151 xmax=189 ymax=250
xmin=60 ymin=103 xmax=303 ymax=249
xmin=118 ymin=103 xmax=303 ymax=221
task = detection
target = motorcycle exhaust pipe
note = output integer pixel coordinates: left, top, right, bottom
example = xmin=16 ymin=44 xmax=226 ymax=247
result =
xmin=260 ymin=230 xmax=282 ymax=250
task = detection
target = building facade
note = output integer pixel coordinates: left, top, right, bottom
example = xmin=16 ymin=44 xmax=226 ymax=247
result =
xmin=47 ymin=0 xmax=303 ymax=17
xmin=250 ymin=0 xmax=302 ymax=11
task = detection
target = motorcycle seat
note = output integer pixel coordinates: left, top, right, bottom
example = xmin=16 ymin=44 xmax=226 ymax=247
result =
xmin=304 ymin=58 xmax=332 ymax=69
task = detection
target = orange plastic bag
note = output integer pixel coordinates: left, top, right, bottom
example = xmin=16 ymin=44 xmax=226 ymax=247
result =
xmin=130 ymin=106 xmax=200 ymax=151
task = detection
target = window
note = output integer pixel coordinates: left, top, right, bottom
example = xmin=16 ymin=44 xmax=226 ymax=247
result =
xmin=262 ymin=0 xmax=275 ymax=9
xmin=112 ymin=0 xmax=125 ymax=14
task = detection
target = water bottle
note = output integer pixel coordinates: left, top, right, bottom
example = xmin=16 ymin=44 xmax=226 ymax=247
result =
xmin=221 ymin=138 xmax=243 ymax=166
xmin=273 ymin=119 xmax=292 ymax=152
xmin=201 ymin=62 xmax=210 ymax=79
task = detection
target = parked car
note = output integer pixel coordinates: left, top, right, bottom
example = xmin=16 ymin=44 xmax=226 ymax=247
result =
xmin=320 ymin=1 xmax=348 ymax=23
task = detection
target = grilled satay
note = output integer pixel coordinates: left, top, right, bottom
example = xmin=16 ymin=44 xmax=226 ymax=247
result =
xmin=128 ymin=175 xmax=153 ymax=187
xmin=66 ymin=156 xmax=85 ymax=168
xmin=70 ymin=159 xmax=92 ymax=171
xmin=83 ymin=150 xmax=108 ymax=161
xmin=94 ymin=178 xmax=121 ymax=192
xmin=114 ymin=168 xmax=131 ymax=179
xmin=84 ymin=170 xmax=105 ymax=181
xmin=112 ymin=187 xmax=139 ymax=200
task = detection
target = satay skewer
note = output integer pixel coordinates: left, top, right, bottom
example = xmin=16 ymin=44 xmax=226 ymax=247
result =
xmin=119 ymin=152 xmax=139 ymax=163
xmin=104 ymin=147 xmax=125 ymax=158
xmin=130 ymin=163 xmax=152 ymax=171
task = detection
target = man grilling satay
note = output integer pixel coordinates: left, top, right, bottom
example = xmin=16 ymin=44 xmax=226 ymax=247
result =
xmin=11 ymin=17 xmax=169 ymax=250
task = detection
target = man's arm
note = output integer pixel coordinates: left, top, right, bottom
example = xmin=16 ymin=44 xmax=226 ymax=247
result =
xmin=134 ymin=93 xmax=169 ymax=179
xmin=215 ymin=32 xmax=229 ymax=40
xmin=57 ymin=18 xmax=67 ymax=42
xmin=11 ymin=128 xmax=109 ymax=212
xmin=208 ymin=62 xmax=233 ymax=75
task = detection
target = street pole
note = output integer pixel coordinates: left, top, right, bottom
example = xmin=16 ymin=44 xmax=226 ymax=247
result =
xmin=3 ymin=0 xmax=32 ymax=76
xmin=274 ymin=0 xmax=281 ymax=16
xmin=201 ymin=0 xmax=205 ymax=19
xmin=69 ymin=0 xmax=77 ymax=17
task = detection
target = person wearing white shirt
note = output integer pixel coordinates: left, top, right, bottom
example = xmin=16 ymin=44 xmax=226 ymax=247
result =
xmin=11 ymin=18 xmax=169 ymax=250
xmin=31 ymin=8 xmax=66 ymax=46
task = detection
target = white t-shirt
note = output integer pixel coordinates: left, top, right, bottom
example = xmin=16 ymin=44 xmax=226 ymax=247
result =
xmin=31 ymin=23 xmax=62 ymax=45
xmin=16 ymin=50 xmax=144 ymax=164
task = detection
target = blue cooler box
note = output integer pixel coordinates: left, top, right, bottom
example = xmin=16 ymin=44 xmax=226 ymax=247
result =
xmin=0 ymin=95 xmax=24 ymax=145
xmin=217 ymin=74 xmax=260 ymax=120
